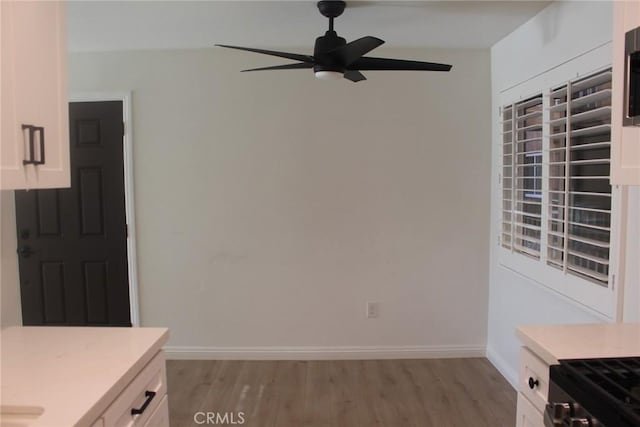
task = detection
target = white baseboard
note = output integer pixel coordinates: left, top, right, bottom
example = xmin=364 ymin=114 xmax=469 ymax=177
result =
xmin=486 ymin=346 xmax=518 ymax=390
xmin=164 ymin=344 xmax=486 ymax=361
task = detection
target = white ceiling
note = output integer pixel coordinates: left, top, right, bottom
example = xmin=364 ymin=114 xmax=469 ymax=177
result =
xmin=68 ymin=1 xmax=551 ymax=52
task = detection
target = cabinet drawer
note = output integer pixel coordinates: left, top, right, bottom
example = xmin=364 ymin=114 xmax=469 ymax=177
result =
xmin=143 ymin=395 xmax=169 ymax=427
xmin=516 ymin=392 xmax=544 ymax=427
xmin=102 ymin=351 xmax=167 ymax=427
xmin=519 ymin=346 xmax=549 ymax=413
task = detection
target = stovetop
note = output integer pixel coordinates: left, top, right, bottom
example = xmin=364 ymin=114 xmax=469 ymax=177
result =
xmin=550 ymin=357 xmax=640 ymax=427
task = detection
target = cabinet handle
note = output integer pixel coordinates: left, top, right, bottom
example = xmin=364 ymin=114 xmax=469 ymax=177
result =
xmin=131 ymin=390 xmax=156 ymax=416
xmin=21 ymin=125 xmax=45 ymax=165
xmin=22 ymin=124 xmax=36 ymax=165
xmin=34 ymin=126 xmax=45 ymax=165
xmin=528 ymin=377 xmax=539 ymax=389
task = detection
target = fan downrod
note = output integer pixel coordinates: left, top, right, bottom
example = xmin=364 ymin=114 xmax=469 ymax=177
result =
xmin=317 ymin=1 xmax=346 ymax=19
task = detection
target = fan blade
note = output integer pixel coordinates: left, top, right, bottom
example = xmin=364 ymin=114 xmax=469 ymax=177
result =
xmin=324 ymin=36 xmax=384 ymax=66
xmin=216 ymin=44 xmax=314 ymax=64
xmin=349 ymin=57 xmax=452 ymax=72
xmin=344 ymin=70 xmax=367 ymax=82
xmin=242 ymin=63 xmax=313 ymax=72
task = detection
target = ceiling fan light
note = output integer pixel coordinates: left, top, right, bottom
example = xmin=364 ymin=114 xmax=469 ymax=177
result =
xmin=315 ymin=70 xmax=343 ymax=81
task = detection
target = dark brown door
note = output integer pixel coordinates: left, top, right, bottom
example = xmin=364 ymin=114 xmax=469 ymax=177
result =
xmin=15 ymin=101 xmax=131 ymax=326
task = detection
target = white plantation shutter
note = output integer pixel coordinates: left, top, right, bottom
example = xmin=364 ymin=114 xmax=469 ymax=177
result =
xmin=513 ymin=95 xmax=543 ymax=258
xmin=501 ymin=106 xmax=513 ymax=250
xmin=547 ymin=69 xmax=612 ymax=286
xmin=500 ymin=68 xmax=614 ymax=291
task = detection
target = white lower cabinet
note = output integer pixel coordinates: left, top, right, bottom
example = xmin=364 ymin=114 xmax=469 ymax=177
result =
xmin=516 ymin=392 xmax=544 ymax=427
xmin=516 ymin=347 xmax=549 ymax=427
xmin=144 ymin=396 xmax=170 ymax=427
xmin=92 ymin=351 xmax=169 ymax=427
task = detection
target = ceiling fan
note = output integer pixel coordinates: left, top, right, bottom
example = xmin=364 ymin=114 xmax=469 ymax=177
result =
xmin=215 ymin=0 xmax=452 ymax=82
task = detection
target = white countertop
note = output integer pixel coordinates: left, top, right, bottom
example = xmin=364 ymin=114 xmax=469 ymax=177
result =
xmin=517 ymin=323 xmax=640 ymax=365
xmin=0 ymin=326 xmax=168 ymax=427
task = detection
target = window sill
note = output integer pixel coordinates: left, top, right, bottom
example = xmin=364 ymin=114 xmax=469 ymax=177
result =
xmin=497 ymin=248 xmax=616 ymax=321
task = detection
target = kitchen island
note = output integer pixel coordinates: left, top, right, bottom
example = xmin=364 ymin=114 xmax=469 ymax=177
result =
xmin=0 ymin=326 xmax=169 ymax=427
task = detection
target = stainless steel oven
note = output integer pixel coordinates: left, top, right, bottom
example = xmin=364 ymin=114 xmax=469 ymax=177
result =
xmin=624 ymin=25 xmax=640 ymax=126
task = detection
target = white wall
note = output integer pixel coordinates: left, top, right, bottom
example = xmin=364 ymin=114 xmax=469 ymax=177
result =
xmin=488 ymin=1 xmax=640 ymax=387
xmin=66 ymin=47 xmax=492 ymax=357
xmin=1 ymin=191 xmax=22 ymax=328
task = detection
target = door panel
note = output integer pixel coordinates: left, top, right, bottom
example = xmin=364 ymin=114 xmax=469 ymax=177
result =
xmin=78 ymin=167 xmax=105 ymax=235
xmin=15 ymin=101 xmax=130 ymax=326
xmin=41 ymin=261 xmax=65 ymax=323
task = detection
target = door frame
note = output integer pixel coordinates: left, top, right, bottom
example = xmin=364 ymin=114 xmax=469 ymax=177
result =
xmin=68 ymin=92 xmax=140 ymax=326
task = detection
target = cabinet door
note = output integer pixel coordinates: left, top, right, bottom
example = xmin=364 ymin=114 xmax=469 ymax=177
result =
xmin=0 ymin=0 xmax=28 ymax=188
xmin=516 ymin=393 xmax=544 ymax=427
xmin=143 ymin=395 xmax=169 ymax=427
xmin=611 ymin=0 xmax=640 ymax=185
xmin=1 ymin=0 xmax=69 ymax=189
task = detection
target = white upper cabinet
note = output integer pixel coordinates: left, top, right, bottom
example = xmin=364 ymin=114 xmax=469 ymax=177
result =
xmin=1 ymin=0 xmax=69 ymax=190
xmin=611 ymin=0 xmax=640 ymax=185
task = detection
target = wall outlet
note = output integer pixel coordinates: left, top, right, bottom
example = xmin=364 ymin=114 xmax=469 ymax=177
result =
xmin=366 ymin=301 xmax=379 ymax=318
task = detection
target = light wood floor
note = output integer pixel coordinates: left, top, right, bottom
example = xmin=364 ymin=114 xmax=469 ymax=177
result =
xmin=167 ymin=358 xmax=516 ymax=427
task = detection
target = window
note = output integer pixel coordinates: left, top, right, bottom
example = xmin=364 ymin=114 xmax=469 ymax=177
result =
xmin=547 ymin=70 xmax=612 ymax=286
xmin=515 ymin=96 xmax=543 ymax=258
xmin=501 ymin=95 xmax=543 ymax=258
xmin=501 ymin=106 xmax=513 ymax=250
xmin=500 ymin=69 xmax=613 ymax=288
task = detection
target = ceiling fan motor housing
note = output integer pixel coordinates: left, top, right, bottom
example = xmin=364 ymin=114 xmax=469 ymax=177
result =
xmin=313 ymin=31 xmax=347 ymax=73
xmin=317 ymin=1 xmax=346 ymax=19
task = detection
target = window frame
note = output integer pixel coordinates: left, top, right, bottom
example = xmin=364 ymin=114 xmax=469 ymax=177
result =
xmin=496 ymin=65 xmax=624 ymax=320
xmin=501 ymin=95 xmax=544 ymax=259
xmin=547 ymin=70 xmax=614 ymax=286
